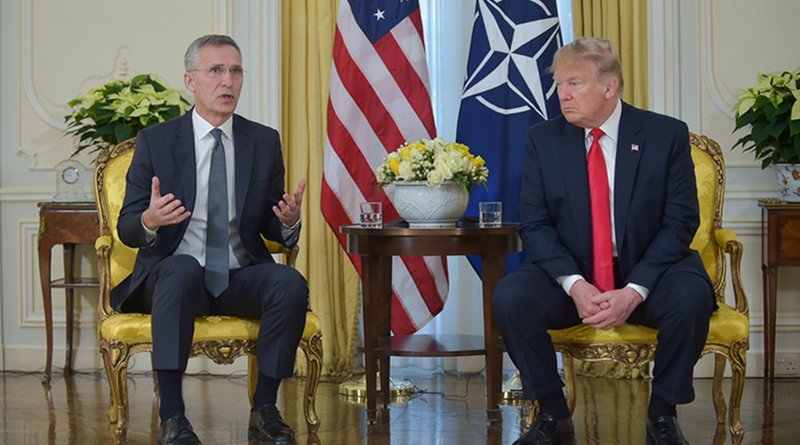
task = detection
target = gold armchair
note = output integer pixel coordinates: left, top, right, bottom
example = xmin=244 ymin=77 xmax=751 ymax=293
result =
xmin=548 ymin=133 xmax=749 ymax=436
xmin=94 ymin=139 xmax=323 ymax=443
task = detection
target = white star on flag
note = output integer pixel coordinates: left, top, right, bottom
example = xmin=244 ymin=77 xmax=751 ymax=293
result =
xmin=374 ymin=9 xmax=385 ymax=21
xmin=461 ymin=0 xmax=560 ymax=118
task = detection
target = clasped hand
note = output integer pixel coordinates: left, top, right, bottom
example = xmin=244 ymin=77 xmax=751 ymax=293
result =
xmin=570 ymin=280 xmax=642 ymax=330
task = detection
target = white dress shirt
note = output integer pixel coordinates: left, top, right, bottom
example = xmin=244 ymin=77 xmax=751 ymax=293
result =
xmin=559 ymin=100 xmax=649 ymax=300
xmin=172 ymin=109 xmax=249 ymax=268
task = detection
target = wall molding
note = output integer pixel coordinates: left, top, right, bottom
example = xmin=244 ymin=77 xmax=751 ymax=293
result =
xmin=700 ymin=0 xmax=735 ymax=119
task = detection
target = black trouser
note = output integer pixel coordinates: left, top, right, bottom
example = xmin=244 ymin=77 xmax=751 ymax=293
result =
xmin=124 ymin=254 xmax=308 ymax=379
xmin=493 ymin=261 xmax=714 ymax=406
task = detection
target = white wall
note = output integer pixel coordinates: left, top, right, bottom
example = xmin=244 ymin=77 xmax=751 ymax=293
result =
xmin=1 ymin=0 xmax=798 ymax=380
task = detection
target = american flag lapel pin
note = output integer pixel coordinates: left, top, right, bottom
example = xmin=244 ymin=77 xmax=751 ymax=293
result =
xmin=631 ymin=143 xmax=639 ymax=152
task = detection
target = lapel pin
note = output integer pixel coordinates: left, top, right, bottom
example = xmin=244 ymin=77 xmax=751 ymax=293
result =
xmin=631 ymin=143 xmax=639 ymax=152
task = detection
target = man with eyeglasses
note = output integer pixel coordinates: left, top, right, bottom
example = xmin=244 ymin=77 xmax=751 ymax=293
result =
xmin=114 ymin=34 xmax=307 ymax=445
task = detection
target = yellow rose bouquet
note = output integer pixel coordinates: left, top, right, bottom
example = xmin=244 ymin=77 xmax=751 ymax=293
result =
xmin=376 ymin=137 xmax=489 ymax=189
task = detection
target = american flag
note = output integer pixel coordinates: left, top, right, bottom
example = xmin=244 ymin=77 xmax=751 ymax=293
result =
xmin=321 ymin=0 xmax=448 ymax=334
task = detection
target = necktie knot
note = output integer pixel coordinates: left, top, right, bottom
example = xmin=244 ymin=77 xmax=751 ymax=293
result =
xmin=590 ymin=128 xmax=605 ymax=145
xmin=211 ymin=128 xmax=223 ymax=145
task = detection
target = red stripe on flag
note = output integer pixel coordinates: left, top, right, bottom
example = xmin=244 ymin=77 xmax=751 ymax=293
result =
xmin=399 ymin=256 xmax=444 ymax=316
xmin=332 ymin=29 xmax=405 ymax=151
xmin=373 ymin=33 xmax=437 ymax=138
xmin=409 ymin=10 xmax=425 ymax=47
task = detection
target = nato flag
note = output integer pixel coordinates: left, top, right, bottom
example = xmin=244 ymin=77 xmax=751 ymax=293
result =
xmin=456 ymin=0 xmax=564 ymax=275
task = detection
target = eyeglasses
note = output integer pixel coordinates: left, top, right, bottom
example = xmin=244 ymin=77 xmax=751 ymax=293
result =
xmin=189 ymin=66 xmax=245 ymax=79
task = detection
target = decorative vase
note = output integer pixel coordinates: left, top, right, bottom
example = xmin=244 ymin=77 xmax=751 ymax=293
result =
xmin=775 ymin=164 xmax=800 ymax=202
xmin=392 ymin=180 xmax=469 ymax=228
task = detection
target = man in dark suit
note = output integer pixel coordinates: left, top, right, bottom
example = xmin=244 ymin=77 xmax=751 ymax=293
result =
xmin=115 ymin=34 xmax=307 ymax=445
xmin=494 ymin=37 xmax=714 ymax=445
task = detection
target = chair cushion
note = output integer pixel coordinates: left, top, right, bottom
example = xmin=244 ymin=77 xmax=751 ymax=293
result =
xmin=548 ymin=303 xmax=748 ymax=346
xmin=100 ymin=311 xmax=322 ymax=344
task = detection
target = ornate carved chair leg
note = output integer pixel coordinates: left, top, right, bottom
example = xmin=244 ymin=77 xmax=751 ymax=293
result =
xmin=102 ymin=343 xmax=131 ymax=445
xmin=729 ymin=344 xmax=747 ymax=437
xmin=247 ymin=354 xmax=259 ymax=408
xmin=300 ymin=334 xmax=322 ymax=432
xmin=562 ymin=353 xmax=577 ymax=414
xmin=712 ymin=354 xmax=727 ymax=424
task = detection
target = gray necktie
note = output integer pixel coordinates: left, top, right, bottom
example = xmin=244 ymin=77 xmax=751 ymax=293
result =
xmin=205 ymin=128 xmax=229 ymax=297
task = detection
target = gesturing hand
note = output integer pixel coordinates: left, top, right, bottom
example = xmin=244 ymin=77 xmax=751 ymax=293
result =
xmin=142 ymin=176 xmax=191 ymax=231
xmin=273 ymin=178 xmax=307 ymax=227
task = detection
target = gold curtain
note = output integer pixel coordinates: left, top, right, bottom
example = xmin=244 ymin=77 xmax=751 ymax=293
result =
xmin=571 ymin=0 xmax=648 ymax=108
xmin=282 ymin=0 xmax=361 ymax=376
xmin=571 ymin=0 xmax=650 ymax=378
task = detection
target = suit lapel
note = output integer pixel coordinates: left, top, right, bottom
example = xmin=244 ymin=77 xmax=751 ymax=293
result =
xmin=171 ymin=113 xmax=197 ymax=212
xmin=614 ymin=102 xmax=644 ymax=252
xmin=560 ymin=122 xmax=592 ymax=256
xmin=233 ymin=116 xmax=254 ymax=221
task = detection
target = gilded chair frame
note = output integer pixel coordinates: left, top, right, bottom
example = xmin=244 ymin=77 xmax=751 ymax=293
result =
xmin=548 ymin=133 xmax=749 ymax=436
xmin=94 ymin=139 xmax=322 ymax=443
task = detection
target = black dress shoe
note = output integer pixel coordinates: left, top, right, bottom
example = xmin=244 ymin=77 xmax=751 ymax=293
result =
xmin=646 ymin=416 xmax=689 ymax=445
xmin=157 ymin=415 xmax=202 ymax=445
xmin=248 ymin=404 xmax=296 ymax=445
xmin=513 ymin=413 xmax=575 ymax=445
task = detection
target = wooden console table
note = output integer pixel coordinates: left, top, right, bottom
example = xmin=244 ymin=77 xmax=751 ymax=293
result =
xmin=37 ymin=202 xmax=100 ymax=383
xmin=341 ymin=221 xmax=521 ymax=422
xmin=759 ymin=199 xmax=800 ymax=379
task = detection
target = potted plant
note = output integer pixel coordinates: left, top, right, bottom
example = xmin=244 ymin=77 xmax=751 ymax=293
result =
xmin=65 ymin=73 xmax=190 ymax=160
xmin=733 ymin=70 xmax=800 ymax=200
xmin=376 ymin=137 xmax=488 ymax=227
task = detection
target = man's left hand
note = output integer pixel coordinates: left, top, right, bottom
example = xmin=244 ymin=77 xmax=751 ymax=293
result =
xmin=581 ymin=287 xmax=643 ymax=330
xmin=273 ymin=178 xmax=307 ymax=227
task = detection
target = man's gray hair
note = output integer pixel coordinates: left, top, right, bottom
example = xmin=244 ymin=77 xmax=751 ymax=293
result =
xmin=184 ymin=34 xmax=242 ymax=71
xmin=550 ymin=37 xmax=624 ymax=93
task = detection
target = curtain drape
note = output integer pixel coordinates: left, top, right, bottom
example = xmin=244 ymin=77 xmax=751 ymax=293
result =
xmin=571 ymin=0 xmax=648 ymax=109
xmin=571 ymin=0 xmax=650 ymax=379
xmin=282 ymin=0 xmax=360 ymax=376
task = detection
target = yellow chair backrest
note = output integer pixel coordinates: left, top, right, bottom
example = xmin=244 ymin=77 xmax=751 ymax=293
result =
xmin=95 ymin=141 xmax=139 ymax=289
xmin=688 ymin=132 xmax=726 ymax=303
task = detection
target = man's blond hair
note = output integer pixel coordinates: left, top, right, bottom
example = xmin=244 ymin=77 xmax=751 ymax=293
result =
xmin=551 ymin=37 xmax=624 ymax=93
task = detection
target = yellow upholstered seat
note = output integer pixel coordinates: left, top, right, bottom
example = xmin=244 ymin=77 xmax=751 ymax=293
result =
xmin=94 ymin=139 xmax=322 ymax=443
xmin=547 ymin=133 xmax=749 ymax=437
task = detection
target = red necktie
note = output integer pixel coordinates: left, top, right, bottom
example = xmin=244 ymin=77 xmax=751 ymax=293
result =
xmin=587 ymin=128 xmax=614 ymax=292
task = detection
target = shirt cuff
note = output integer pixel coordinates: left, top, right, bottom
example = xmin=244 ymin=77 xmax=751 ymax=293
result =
xmin=141 ymin=213 xmax=158 ymax=244
xmin=558 ymin=274 xmax=584 ymax=296
xmin=281 ymin=217 xmax=301 ymax=242
xmin=626 ymin=283 xmax=649 ymax=301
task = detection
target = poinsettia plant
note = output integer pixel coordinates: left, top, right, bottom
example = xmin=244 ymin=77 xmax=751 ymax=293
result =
xmin=732 ymin=71 xmax=800 ymax=168
xmin=65 ymin=74 xmax=190 ymax=159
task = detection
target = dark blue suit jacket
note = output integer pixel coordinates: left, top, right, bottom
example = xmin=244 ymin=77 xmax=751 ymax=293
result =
xmin=112 ymin=111 xmax=293 ymax=310
xmin=519 ymin=102 xmax=709 ymax=292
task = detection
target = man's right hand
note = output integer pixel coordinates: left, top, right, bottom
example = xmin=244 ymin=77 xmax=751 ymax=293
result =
xmin=569 ymin=279 xmax=603 ymax=318
xmin=142 ymin=176 xmax=191 ymax=231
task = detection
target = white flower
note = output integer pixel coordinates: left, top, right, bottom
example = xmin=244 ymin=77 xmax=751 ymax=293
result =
xmin=397 ymin=160 xmax=414 ymax=180
xmin=434 ymin=158 xmax=453 ymax=179
xmin=427 ymin=169 xmax=444 ymax=186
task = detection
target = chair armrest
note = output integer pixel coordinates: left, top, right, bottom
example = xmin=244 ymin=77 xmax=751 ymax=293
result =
xmin=95 ymin=235 xmax=112 ymax=256
xmin=713 ymin=228 xmax=749 ymax=315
